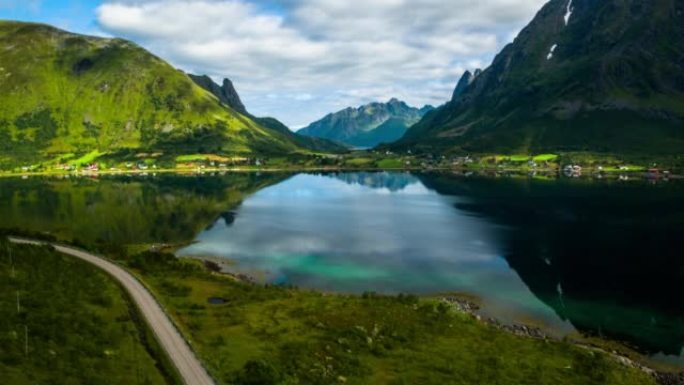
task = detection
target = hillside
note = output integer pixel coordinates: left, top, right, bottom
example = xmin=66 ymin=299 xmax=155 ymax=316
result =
xmin=299 ymin=99 xmax=433 ymax=148
xmin=399 ymin=0 xmax=684 ymax=155
xmin=0 ymin=239 xmax=177 ymax=385
xmin=0 ymin=21 xmax=311 ymax=169
xmin=189 ymin=74 xmax=347 ymax=153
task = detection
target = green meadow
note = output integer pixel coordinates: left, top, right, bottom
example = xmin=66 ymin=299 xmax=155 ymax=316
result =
xmin=122 ymin=250 xmax=657 ymax=385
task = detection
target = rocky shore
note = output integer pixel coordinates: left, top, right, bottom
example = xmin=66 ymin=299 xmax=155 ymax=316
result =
xmin=440 ymin=296 xmax=683 ymax=385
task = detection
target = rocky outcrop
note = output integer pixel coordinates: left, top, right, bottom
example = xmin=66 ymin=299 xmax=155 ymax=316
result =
xmin=440 ymin=295 xmax=682 ymax=385
xmin=655 ymin=372 xmax=684 ymax=385
xmin=451 ymin=69 xmax=481 ymax=101
xmin=189 ymin=74 xmax=247 ymax=115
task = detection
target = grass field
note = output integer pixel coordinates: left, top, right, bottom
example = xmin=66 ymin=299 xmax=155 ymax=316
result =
xmin=509 ymin=155 xmax=531 ymax=162
xmin=175 ymin=154 xmax=241 ymax=163
xmin=533 ymin=154 xmax=559 ymax=162
xmin=344 ymin=157 xmax=375 ymax=167
xmin=69 ymin=150 xmax=107 ymax=166
xmin=376 ymin=158 xmax=405 ymax=169
xmin=126 ymin=251 xmax=657 ymax=385
xmin=0 ymin=241 xmax=180 ymax=385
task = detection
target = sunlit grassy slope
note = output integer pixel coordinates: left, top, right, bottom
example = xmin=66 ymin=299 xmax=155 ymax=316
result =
xmin=0 ymin=20 xmax=305 ymax=167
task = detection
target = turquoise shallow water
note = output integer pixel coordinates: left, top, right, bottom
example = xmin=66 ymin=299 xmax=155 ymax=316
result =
xmin=182 ymin=174 xmax=503 ymax=290
xmin=178 ymin=172 xmax=684 ymax=364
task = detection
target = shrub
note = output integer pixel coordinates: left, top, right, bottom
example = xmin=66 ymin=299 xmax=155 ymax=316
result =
xmin=234 ymin=360 xmax=281 ymax=385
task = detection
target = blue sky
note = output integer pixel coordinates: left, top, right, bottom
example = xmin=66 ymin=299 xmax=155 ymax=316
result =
xmin=0 ymin=0 xmax=101 ymax=33
xmin=0 ymin=0 xmax=548 ymax=128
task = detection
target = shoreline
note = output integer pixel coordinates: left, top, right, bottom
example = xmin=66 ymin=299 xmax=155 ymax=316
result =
xmin=5 ymin=234 xmax=684 ymax=383
xmin=1 ymin=166 xmax=681 ymax=179
xmin=184 ymin=254 xmax=683 ymax=377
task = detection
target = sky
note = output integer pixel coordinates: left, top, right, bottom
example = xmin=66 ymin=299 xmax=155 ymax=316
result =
xmin=0 ymin=0 xmax=548 ymax=129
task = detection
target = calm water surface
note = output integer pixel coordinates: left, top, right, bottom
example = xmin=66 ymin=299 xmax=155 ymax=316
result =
xmin=179 ymin=174 xmax=556 ymax=330
xmin=1 ymin=172 xmax=683 ymax=364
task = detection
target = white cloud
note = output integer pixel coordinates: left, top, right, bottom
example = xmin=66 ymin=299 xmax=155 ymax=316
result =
xmin=96 ymin=0 xmax=548 ymax=128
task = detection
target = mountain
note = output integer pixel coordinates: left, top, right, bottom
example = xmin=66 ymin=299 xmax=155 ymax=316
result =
xmin=189 ymin=74 xmax=347 ymax=153
xmin=188 ymin=75 xmax=247 ymax=115
xmin=0 ymin=20 xmax=314 ymax=168
xmin=298 ymin=99 xmax=434 ymax=148
xmin=399 ymin=0 xmax=684 ymax=155
xmin=451 ymin=69 xmax=481 ymax=101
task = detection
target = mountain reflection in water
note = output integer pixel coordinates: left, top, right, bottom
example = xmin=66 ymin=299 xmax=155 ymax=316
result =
xmin=179 ymin=172 xmax=684 ymax=363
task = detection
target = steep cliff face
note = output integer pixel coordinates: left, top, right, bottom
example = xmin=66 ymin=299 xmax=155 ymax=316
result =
xmin=401 ymin=0 xmax=684 ymax=154
xmin=299 ymin=99 xmax=433 ymax=148
xmin=451 ymin=69 xmax=481 ymax=101
xmin=188 ymin=74 xmax=247 ymax=115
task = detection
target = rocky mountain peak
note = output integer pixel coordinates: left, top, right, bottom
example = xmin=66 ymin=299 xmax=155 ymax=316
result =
xmin=451 ymin=69 xmax=481 ymax=101
xmin=188 ymin=74 xmax=247 ymax=115
xmin=219 ymin=78 xmax=247 ymax=114
xmin=299 ymin=98 xmax=432 ymax=148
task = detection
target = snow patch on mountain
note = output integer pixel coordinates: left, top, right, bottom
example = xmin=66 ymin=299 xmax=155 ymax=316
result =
xmin=547 ymin=44 xmax=558 ymax=60
xmin=564 ymin=0 xmax=574 ymax=26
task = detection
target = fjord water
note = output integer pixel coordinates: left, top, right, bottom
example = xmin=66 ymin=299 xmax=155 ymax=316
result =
xmin=0 ymin=172 xmax=682 ymax=364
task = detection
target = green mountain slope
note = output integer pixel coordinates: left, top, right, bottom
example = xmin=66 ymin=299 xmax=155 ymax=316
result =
xmin=299 ymin=99 xmax=433 ymax=148
xmin=189 ymin=74 xmax=347 ymax=153
xmin=0 ymin=20 xmax=309 ymax=168
xmin=399 ymin=0 xmax=684 ymax=155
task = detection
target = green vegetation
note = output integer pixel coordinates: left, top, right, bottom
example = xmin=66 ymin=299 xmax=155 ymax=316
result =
xmin=0 ymin=21 xmax=314 ymax=171
xmin=344 ymin=157 xmax=375 ymax=167
xmin=376 ymin=158 xmax=404 ymax=169
xmin=175 ymin=154 xmax=230 ymax=163
xmin=533 ymin=154 xmax=559 ymax=162
xmin=509 ymin=155 xmax=531 ymax=162
xmin=70 ymin=149 xmax=107 ymax=166
xmin=0 ymin=174 xmax=288 ymax=254
xmin=1 ymin=148 xmax=680 ymax=176
xmin=120 ymin=250 xmax=657 ymax=385
xmin=0 ymin=240 xmax=179 ymax=385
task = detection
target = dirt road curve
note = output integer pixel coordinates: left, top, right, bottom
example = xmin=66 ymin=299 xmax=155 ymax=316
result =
xmin=9 ymin=237 xmax=215 ymax=385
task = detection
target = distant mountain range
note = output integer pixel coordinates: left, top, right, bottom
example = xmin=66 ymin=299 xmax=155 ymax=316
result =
xmin=0 ymin=20 xmax=338 ymax=168
xmin=298 ymin=99 xmax=433 ymax=148
xmin=398 ymin=0 xmax=684 ymax=155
